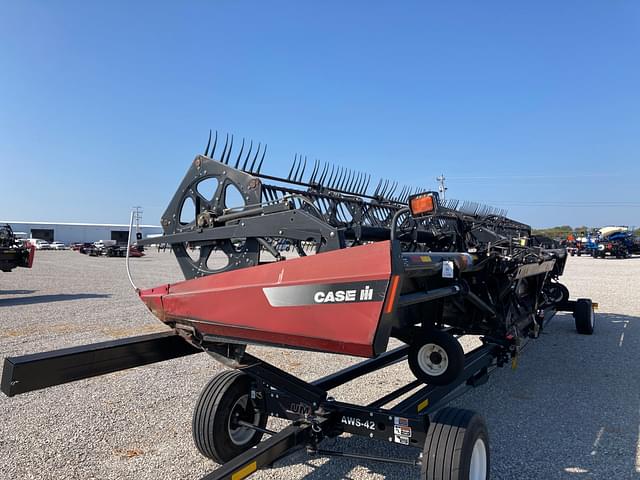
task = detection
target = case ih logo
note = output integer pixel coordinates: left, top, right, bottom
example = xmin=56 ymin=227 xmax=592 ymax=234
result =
xmin=313 ymin=285 xmax=374 ymax=303
xmin=263 ymin=280 xmax=388 ymax=307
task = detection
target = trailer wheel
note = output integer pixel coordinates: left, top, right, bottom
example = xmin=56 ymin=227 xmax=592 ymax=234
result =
xmin=574 ymin=298 xmax=595 ymax=335
xmin=421 ymin=407 xmax=489 ymax=480
xmin=192 ymin=370 xmax=267 ymax=464
xmin=546 ymin=283 xmax=569 ymax=305
xmin=409 ymin=330 xmax=464 ymax=386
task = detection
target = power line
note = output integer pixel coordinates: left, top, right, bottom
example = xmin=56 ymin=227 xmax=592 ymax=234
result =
xmin=486 ymin=202 xmax=640 ymax=208
xmin=446 ymin=173 xmax=624 ymax=180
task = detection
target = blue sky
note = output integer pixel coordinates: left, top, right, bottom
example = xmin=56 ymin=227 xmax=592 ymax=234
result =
xmin=1 ymin=1 xmax=638 ymax=228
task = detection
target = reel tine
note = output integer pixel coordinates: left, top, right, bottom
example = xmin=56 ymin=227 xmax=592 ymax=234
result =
xmin=318 ymin=162 xmax=330 ymax=185
xmin=287 ymin=154 xmax=298 ymax=180
xmin=241 ymin=140 xmax=253 ymax=171
xmin=373 ymin=179 xmax=382 ymax=196
xmin=340 ymin=168 xmax=350 ymax=190
xmin=293 ymin=155 xmax=302 ymax=181
xmin=356 ymin=171 xmax=365 ymax=193
xmin=256 ymin=144 xmax=267 ymax=173
xmin=339 ymin=169 xmax=350 ymax=191
xmin=219 ymin=133 xmax=229 ymax=163
xmin=249 ymin=142 xmax=261 ymax=172
xmin=348 ymin=172 xmax=361 ymax=195
xmin=264 ymin=185 xmax=276 ymax=202
xmin=224 ymin=135 xmax=234 ymax=164
xmin=329 ymin=166 xmax=342 ymax=189
xmin=341 ymin=168 xmax=350 ymax=190
xmin=388 ymin=181 xmax=398 ymax=200
xmin=211 ymin=130 xmax=218 ymax=158
xmin=331 ymin=166 xmax=342 ymax=189
xmin=381 ymin=180 xmax=390 ymax=199
xmin=404 ymin=185 xmax=412 ymax=202
xmin=399 ymin=185 xmax=407 ymax=202
xmin=298 ymin=156 xmax=307 ymax=182
xmin=378 ymin=179 xmax=386 ymax=198
xmin=234 ymin=138 xmax=245 ymax=169
xmin=346 ymin=170 xmax=356 ymax=191
xmin=342 ymin=169 xmax=353 ymax=191
xmin=309 ymin=159 xmax=319 ymax=183
xmin=203 ymin=129 xmax=212 ymax=157
xmin=362 ymin=174 xmax=371 ymax=195
xmin=358 ymin=173 xmax=368 ymax=195
xmin=381 ymin=179 xmax=390 ymax=198
xmin=325 ymin=164 xmax=336 ymax=187
xmin=349 ymin=171 xmax=359 ymax=192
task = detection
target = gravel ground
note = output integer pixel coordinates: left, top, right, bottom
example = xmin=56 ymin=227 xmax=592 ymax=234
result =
xmin=1 ymin=250 xmax=639 ymax=480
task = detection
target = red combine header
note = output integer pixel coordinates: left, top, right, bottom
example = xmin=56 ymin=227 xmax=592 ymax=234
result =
xmin=2 ymin=132 xmax=597 ymax=480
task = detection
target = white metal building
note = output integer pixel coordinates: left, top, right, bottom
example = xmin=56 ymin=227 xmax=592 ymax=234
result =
xmin=0 ymin=221 xmax=163 ymax=244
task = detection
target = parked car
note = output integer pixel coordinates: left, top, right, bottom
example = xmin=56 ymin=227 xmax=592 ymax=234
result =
xmin=50 ymin=242 xmax=68 ymax=250
xmin=30 ymin=239 xmax=51 ymax=250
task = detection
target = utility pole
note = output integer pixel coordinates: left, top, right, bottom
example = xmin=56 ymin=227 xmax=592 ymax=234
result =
xmin=132 ymin=206 xmax=143 ymax=239
xmin=436 ymin=174 xmax=447 ymax=202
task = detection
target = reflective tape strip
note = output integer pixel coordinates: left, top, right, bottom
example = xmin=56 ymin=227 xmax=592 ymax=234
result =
xmin=232 ymin=461 xmax=257 ymax=480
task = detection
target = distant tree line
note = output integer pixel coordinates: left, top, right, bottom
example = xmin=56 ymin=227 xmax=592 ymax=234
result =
xmin=532 ymin=226 xmax=640 ymax=239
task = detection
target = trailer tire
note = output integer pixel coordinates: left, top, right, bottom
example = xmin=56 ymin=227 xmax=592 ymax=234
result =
xmin=546 ymin=283 xmax=569 ymax=305
xmin=409 ymin=330 xmax=464 ymax=386
xmin=192 ymin=370 xmax=267 ymax=464
xmin=421 ymin=407 xmax=489 ymax=480
xmin=574 ymin=298 xmax=595 ymax=335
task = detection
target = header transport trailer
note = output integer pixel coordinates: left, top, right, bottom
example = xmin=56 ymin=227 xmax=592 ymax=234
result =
xmin=2 ymin=133 xmax=596 ymax=480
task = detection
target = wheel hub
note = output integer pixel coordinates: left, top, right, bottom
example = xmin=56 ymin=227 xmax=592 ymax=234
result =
xmin=417 ymin=343 xmax=449 ymax=376
xmin=227 ymin=394 xmax=261 ymax=446
xmin=469 ymin=437 xmax=488 ymax=480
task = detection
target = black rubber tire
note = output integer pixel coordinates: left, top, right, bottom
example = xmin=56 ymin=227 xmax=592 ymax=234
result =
xmin=408 ymin=330 xmax=465 ymax=386
xmin=546 ymin=283 xmax=569 ymax=305
xmin=576 ymin=251 xmax=581 ymax=256
xmin=574 ymin=298 xmax=595 ymax=335
xmin=192 ymin=370 xmax=267 ymax=464
xmin=421 ymin=407 xmax=490 ymax=480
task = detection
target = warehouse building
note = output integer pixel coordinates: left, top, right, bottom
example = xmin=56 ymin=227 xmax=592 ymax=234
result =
xmin=0 ymin=221 xmax=163 ymax=244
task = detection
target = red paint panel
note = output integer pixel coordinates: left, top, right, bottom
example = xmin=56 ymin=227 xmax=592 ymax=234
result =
xmin=139 ymin=241 xmax=392 ymax=357
xmin=26 ymin=244 xmax=35 ymax=268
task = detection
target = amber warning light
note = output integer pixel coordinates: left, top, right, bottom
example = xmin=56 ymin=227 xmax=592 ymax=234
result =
xmin=409 ymin=192 xmax=438 ymax=218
